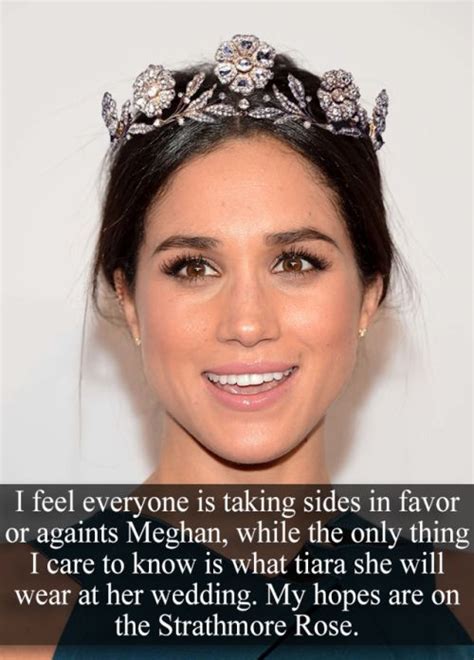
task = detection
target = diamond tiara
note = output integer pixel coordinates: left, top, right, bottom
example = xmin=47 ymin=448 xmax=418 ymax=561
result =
xmin=101 ymin=34 xmax=389 ymax=151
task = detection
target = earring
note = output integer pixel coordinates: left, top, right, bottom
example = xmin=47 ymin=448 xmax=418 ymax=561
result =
xmin=134 ymin=336 xmax=141 ymax=347
xmin=358 ymin=328 xmax=367 ymax=338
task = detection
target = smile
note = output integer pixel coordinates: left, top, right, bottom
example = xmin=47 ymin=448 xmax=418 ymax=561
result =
xmin=202 ymin=366 xmax=299 ymax=412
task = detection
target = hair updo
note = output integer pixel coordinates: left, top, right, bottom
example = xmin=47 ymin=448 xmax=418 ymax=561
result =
xmin=91 ymin=54 xmax=396 ymax=314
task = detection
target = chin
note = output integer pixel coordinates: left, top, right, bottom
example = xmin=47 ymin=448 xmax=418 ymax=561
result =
xmin=202 ymin=431 xmax=304 ymax=468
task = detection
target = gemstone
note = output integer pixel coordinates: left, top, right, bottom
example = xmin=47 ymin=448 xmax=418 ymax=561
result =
xmin=230 ymin=74 xmax=254 ymax=95
xmin=251 ymin=66 xmax=271 ymax=88
xmin=235 ymin=35 xmax=258 ymax=55
xmin=248 ymin=107 xmax=282 ymax=119
xmin=236 ymin=57 xmax=252 ymax=72
xmin=337 ymin=70 xmax=352 ymax=86
xmin=342 ymin=100 xmax=355 ymax=118
xmin=238 ymin=98 xmax=250 ymax=109
xmin=328 ymin=105 xmax=342 ymax=121
xmin=323 ymin=73 xmax=337 ymax=90
xmin=317 ymin=90 xmax=331 ymax=110
xmin=346 ymin=84 xmax=360 ymax=100
xmin=215 ymin=62 xmax=236 ymax=84
xmin=255 ymin=45 xmax=275 ymax=67
xmin=331 ymin=88 xmax=345 ymax=102
xmin=215 ymin=42 xmax=234 ymax=62
xmin=147 ymin=85 xmax=158 ymax=98
xmin=159 ymin=71 xmax=175 ymax=90
xmin=303 ymin=120 xmax=311 ymax=129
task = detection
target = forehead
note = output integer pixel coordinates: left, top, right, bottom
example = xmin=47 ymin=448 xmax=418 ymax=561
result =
xmin=145 ymin=136 xmax=346 ymax=246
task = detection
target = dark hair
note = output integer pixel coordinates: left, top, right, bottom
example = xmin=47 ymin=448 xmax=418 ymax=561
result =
xmin=91 ymin=54 xmax=396 ymax=313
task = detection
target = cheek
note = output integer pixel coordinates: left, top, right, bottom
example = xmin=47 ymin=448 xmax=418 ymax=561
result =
xmin=137 ymin=286 xmax=212 ymax=389
xmin=284 ymin=272 xmax=362 ymax=402
xmin=286 ymin=272 xmax=361 ymax=347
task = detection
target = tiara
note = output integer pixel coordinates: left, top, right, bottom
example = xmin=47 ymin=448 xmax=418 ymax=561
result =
xmin=101 ymin=34 xmax=389 ymax=151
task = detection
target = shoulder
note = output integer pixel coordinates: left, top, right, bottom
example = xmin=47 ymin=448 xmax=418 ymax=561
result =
xmin=0 ymin=542 xmax=79 ymax=658
xmin=437 ymin=548 xmax=474 ymax=641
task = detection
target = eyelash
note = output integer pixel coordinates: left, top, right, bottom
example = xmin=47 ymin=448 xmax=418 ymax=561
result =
xmin=160 ymin=248 xmax=331 ymax=282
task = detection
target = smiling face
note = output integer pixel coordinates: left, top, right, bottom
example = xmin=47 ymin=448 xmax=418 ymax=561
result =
xmin=116 ymin=135 xmax=382 ymax=481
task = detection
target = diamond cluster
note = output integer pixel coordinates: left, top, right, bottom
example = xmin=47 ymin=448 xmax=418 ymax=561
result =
xmin=317 ymin=70 xmax=365 ymax=124
xmin=214 ymin=34 xmax=275 ymax=97
xmin=101 ymin=33 xmax=389 ymax=152
xmin=133 ymin=65 xmax=176 ymax=118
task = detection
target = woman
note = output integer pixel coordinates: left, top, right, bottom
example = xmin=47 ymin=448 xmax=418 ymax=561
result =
xmin=3 ymin=33 xmax=471 ymax=659
xmin=95 ymin=34 xmax=389 ymax=486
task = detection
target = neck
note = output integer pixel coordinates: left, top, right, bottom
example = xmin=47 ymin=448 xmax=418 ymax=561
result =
xmin=146 ymin=415 xmax=330 ymax=485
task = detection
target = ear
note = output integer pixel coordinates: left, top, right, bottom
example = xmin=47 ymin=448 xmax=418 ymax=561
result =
xmin=113 ymin=268 xmax=141 ymax=342
xmin=358 ymin=274 xmax=384 ymax=331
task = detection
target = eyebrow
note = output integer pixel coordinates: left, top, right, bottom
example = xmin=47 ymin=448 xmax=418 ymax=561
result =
xmin=152 ymin=235 xmax=219 ymax=256
xmin=151 ymin=225 xmax=339 ymax=256
xmin=264 ymin=226 xmax=340 ymax=251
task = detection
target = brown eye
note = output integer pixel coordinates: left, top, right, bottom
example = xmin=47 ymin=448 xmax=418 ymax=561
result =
xmin=186 ymin=262 xmax=207 ymax=278
xmin=174 ymin=258 xmax=218 ymax=279
xmin=273 ymin=249 xmax=330 ymax=276
xmin=161 ymin=254 xmax=220 ymax=281
xmin=282 ymin=256 xmax=304 ymax=272
xmin=273 ymin=254 xmax=313 ymax=274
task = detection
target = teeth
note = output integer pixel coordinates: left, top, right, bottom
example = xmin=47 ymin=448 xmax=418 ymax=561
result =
xmin=206 ymin=367 xmax=294 ymax=386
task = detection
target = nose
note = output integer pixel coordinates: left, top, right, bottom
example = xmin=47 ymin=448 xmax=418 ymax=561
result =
xmin=216 ymin=273 xmax=281 ymax=347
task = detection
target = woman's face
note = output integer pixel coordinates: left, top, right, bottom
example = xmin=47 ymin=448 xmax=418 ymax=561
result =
xmin=118 ymin=136 xmax=382 ymax=466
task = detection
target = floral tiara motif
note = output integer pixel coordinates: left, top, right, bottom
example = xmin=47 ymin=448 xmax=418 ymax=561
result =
xmin=101 ymin=34 xmax=389 ymax=151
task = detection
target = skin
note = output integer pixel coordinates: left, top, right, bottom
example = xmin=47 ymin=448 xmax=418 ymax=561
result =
xmin=115 ymin=135 xmax=383 ymax=485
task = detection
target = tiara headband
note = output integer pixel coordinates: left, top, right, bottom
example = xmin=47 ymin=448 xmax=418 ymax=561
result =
xmin=101 ymin=34 xmax=389 ymax=151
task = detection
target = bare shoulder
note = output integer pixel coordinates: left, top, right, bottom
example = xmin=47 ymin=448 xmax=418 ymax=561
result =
xmin=0 ymin=542 xmax=79 ymax=659
xmin=436 ymin=547 xmax=474 ymax=641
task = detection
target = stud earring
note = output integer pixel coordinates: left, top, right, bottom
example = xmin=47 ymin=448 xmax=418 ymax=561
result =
xmin=134 ymin=336 xmax=141 ymax=347
xmin=358 ymin=328 xmax=367 ymax=338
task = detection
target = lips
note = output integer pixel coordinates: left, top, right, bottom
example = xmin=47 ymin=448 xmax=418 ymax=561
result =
xmin=205 ymin=367 xmax=296 ymax=394
xmin=207 ymin=360 xmax=295 ymax=372
xmin=202 ymin=364 xmax=299 ymax=412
